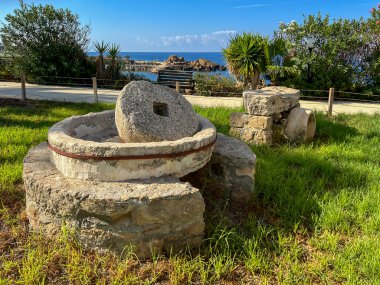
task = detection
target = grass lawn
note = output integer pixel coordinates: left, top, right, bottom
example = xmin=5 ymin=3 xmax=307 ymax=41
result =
xmin=1 ymin=99 xmax=380 ymax=284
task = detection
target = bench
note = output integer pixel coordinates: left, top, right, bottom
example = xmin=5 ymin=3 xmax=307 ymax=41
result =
xmin=157 ymin=70 xmax=194 ymax=92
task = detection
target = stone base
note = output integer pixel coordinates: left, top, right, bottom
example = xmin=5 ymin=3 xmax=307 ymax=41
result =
xmin=24 ymin=143 xmax=205 ymax=258
xmin=182 ymin=134 xmax=256 ymax=203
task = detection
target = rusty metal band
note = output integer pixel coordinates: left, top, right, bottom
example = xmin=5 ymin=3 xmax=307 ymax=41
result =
xmin=47 ymin=138 xmax=216 ymax=161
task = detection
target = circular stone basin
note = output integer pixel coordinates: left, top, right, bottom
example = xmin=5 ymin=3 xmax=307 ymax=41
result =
xmin=48 ymin=110 xmax=216 ymax=181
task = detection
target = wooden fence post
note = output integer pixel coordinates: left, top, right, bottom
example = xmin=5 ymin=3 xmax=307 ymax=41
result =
xmin=92 ymin=77 xmax=98 ymax=104
xmin=175 ymin=81 xmax=180 ymax=93
xmin=21 ymin=74 xmax=26 ymax=101
xmin=328 ymin=88 xmax=334 ymax=116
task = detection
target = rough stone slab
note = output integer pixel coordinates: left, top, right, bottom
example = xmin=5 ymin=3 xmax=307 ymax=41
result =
xmin=246 ymin=115 xmax=272 ymax=129
xmin=115 ymin=81 xmax=199 ymax=142
xmin=229 ymin=112 xmax=247 ymax=128
xmin=230 ymin=127 xmax=272 ymax=145
xmin=243 ymin=87 xmax=300 ymax=116
xmin=24 ymin=143 xmax=205 ymax=258
xmin=182 ymin=134 xmax=256 ymax=203
xmin=230 ymin=113 xmax=272 ymax=130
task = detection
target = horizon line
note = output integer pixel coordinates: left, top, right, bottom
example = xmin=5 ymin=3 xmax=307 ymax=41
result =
xmin=87 ymin=51 xmax=224 ymax=53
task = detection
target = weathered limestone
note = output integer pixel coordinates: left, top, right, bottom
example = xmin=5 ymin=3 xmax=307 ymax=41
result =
xmin=230 ymin=113 xmax=273 ymax=144
xmin=182 ymin=134 xmax=256 ymax=203
xmin=24 ymin=143 xmax=205 ymax=258
xmin=48 ymin=110 xmax=216 ymax=181
xmin=231 ymin=87 xmax=315 ymax=145
xmin=243 ymin=86 xmax=300 ymax=116
xmin=115 ymin=81 xmax=199 ymax=142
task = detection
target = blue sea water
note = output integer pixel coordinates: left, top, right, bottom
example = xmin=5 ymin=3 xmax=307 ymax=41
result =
xmin=88 ymin=51 xmax=226 ymax=65
xmin=87 ymin=51 xmax=230 ymax=81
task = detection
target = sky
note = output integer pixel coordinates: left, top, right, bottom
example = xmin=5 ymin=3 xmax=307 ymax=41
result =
xmin=0 ymin=0 xmax=378 ymax=52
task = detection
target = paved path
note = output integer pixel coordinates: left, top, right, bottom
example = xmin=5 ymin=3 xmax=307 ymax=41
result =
xmin=1 ymin=81 xmax=379 ymax=115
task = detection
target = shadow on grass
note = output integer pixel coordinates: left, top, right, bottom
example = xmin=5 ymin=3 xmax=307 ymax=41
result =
xmin=314 ymin=113 xmax=360 ymax=143
xmin=201 ymin=114 xmax=370 ymax=255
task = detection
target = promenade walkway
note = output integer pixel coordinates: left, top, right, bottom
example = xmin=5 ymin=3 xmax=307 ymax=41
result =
xmin=1 ymin=81 xmax=379 ymax=115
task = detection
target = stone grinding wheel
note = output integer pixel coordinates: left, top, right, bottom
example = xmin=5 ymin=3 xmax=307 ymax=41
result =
xmin=115 ymin=81 xmax=200 ymax=142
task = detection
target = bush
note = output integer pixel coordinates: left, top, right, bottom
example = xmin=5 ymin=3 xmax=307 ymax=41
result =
xmin=194 ymin=73 xmax=243 ymax=97
xmin=1 ymin=1 xmax=92 ymax=81
xmin=276 ymin=12 xmax=380 ymax=92
xmin=99 ymin=73 xmax=151 ymax=89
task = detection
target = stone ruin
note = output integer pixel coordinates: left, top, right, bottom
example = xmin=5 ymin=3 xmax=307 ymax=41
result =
xmin=23 ymin=81 xmax=256 ymax=258
xmin=230 ymin=87 xmax=316 ymax=145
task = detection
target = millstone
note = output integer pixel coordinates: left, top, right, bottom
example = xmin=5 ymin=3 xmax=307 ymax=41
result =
xmin=115 ymin=81 xmax=199 ymax=142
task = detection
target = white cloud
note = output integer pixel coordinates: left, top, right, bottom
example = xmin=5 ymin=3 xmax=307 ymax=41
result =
xmin=134 ymin=36 xmax=155 ymax=46
xmin=160 ymin=30 xmax=237 ymax=47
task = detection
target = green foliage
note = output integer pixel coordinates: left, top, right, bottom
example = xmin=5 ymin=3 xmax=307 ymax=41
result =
xmin=222 ymin=32 xmax=270 ymax=90
xmin=93 ymin=41 xmax=109 ymax=79
xmin=0 ymin=1 xmax=91 ymax=80
xmin=266 ymin=37 xmax=300 ymax=85
xmin=93 ymin=41 xmax=126 ymax=82
xmin=105 ymin=43 xmax=122 ymax=81
xmin=277 ymin=13 xmax=380 ymax=92
xmin=107 ymin=72 xmax=151 ymax=89
xmin=194 ymin=73 xmax=243 ymax=97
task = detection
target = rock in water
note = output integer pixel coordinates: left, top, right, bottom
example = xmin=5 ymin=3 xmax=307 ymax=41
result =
xmin=115 ymin=81 xmax=199 ymax=142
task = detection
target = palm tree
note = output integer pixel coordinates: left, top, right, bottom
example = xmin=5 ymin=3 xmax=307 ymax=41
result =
xmin=105 ymin=43 xmax=121 ymax=81
xmin=266 ymin=37 xmax=299 ymax=85
xmin=93 ymin=41 xmax=109 ymax=79
xmin=222 ymin=33 xmax=270 ymax=90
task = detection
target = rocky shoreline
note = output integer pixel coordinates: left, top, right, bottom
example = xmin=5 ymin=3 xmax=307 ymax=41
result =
xmin=123 ymin=55 xmax=227 ymax=73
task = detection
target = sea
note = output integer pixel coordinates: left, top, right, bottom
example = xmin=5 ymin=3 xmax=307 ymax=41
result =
xmin=87 ymin=51 xmax=230 ymax=81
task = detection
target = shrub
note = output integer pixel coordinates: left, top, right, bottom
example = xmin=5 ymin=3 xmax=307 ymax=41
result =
xmin=276 ymin=13 xmax=380 ymax=92
xmin=99 ymin=72 xmax=151 ymax=90
xmin=194 ymin=73 xmax=243 ymax=97
xmin=1 ymin=1 xmax=92 ymax=81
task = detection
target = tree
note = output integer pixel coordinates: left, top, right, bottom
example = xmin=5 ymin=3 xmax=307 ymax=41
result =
xmin=368 ymin=4 xmax=380 ymax=91
xmin=94 ymin=41 xmax=109 ymax=79
xmin=266 ymin=36 xmax=299 ymax=86
xmin=222 ymin=33 xmax=270 ymax=90
xmin=105 ymin=43 xmax=121 ymax=81
xmin=0 ymin=1 xmax=91 ymax=80
xmin=277 ymin=14 xmax=379 ymax=91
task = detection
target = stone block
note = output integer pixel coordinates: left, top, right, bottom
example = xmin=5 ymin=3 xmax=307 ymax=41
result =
xmin=182 ymin=134 xmax=256 ymax=203
xmin=243 ymin=86 xmax=300 ymax=116
xmin=246 ymin=115 xmax=273 ymax=130
xmin=230 ymin=112 xmax=247 ymax=128
xmin=24 ymin=143 xmax=205 ymax=258
xmin=230 ymin=127 xmax=272 ymax=145
xmin=229 ymin=127 xmax=243 ymax=138
xmin=251 ymin=129 xmax=273 ymax=144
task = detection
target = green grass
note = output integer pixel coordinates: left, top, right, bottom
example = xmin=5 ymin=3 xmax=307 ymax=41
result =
xmin=1 ymin=99 xmax=380 ymax=284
